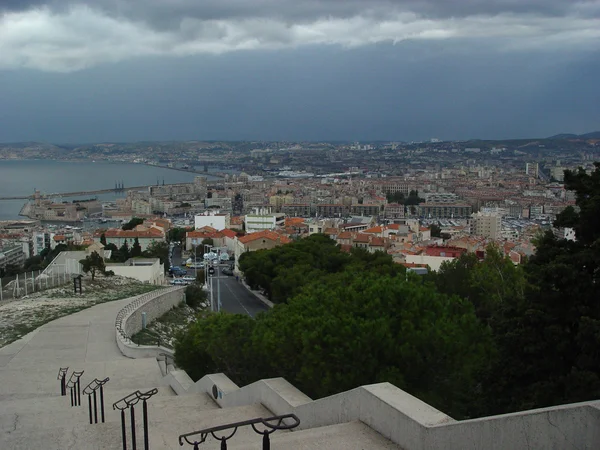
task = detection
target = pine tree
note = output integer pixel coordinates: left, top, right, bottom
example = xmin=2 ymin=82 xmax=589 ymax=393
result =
xmin=131 ymin=237 xmax=142 ymax=258
xmin=119 ymin=241 xmax=130 ymax=262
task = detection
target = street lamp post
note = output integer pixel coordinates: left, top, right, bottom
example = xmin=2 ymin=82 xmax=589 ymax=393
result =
xmin=204 ymin=244 xmax=215 ymax=312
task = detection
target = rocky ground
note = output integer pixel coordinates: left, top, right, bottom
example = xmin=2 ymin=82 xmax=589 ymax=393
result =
xmin=0 ymin=276 xmax=162 ymax=348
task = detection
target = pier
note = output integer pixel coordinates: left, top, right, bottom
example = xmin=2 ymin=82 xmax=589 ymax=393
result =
xmin=0 ymin=180 xmax=217 ymax=201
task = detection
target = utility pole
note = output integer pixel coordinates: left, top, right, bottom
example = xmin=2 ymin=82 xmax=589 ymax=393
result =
xmin=216 ymin=248 xmax=221 ymax=312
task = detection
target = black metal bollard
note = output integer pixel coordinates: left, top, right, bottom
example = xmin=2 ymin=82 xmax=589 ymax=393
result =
xmin=130 ymin=405 xmax=137 ymax=450
xmin=121 ymin=409 xmax=127 ymax=450
xmin=100 ymin=385 xmax=105 ymax=423
xmin=93 ymin=390 xmax=98 ymax=423
xmin=143 ymin=399 xmax=149 ymax=450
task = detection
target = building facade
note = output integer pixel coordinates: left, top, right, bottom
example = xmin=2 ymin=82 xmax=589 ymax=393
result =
xmin=470 ymin=211 xmax=502 ymax=240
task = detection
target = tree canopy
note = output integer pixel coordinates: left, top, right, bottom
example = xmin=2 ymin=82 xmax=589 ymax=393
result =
xmin=79 ymin=251 xmax=106 ymax=280
xmin=121 ymin=217 xmax=144 ymax=231
xmin=175 ymin=163 xmax=600 ymax=420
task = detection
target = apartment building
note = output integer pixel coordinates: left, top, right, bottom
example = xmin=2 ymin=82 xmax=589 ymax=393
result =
xmin=419 ymin=203 xmax=472 ymax=219
xmin=470 ymin=211 xmax=502 ymax=240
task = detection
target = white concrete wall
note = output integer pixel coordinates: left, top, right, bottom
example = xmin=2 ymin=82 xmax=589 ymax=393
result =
xmin=108 ymin=260 xmax=165 ymax=285
xmin=176 ymin=371 xmax=600 ymax=450
xmin=405 ymin=254 xmax=455 ymax=271
xmin=195 ymin=214 xmax=228 ymax=231
xmin=115 ymin=286 xmax=185 ymax=359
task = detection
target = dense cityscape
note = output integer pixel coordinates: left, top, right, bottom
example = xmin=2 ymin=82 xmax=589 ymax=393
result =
xmin=2 ymin=0 xmax=600 ymax=446
xmin=0 ymin=134 xmax=598 ymax=274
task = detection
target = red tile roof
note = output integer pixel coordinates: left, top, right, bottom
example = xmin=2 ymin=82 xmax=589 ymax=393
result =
xmin=238 ymin=230 xmax=291 ymax=245
xmin=363 ymin=226 xmax=383 ymax=234
xmin=104 ymin=228 xmax=164 ymax=239
xmin=354 ymin=233 xmax=370 ymax=243
xmin=370 ymin=237 xmax=385 ymax=247
xmin=221 ymin=229 xmax=237 ymax=239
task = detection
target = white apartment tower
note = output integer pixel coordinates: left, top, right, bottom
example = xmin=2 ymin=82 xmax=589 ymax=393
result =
xmin=525 ymin=162 xmax=539 ymax=178
xmin=470 ymin=211 xmax=502 ymax=240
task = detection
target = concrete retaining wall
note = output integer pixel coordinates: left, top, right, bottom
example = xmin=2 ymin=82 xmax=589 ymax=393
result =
xmin=177 ymin=371 xmax=600 ymax=450
xmin=115 ymin=286 xmax=185 ymax=359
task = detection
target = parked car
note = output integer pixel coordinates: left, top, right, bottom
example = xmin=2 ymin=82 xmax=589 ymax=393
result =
xmin=169 ymin=266 xmax=187 ymax=276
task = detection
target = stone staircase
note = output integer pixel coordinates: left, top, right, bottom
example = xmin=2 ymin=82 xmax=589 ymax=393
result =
xmin=2 ymin=291 xmax=596 ymax=449
xmin=0 ymin=297 xmax=400 ymax=449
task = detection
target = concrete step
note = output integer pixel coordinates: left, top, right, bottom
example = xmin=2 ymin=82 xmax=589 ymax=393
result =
xmin=0 ymin=402 xmax=275 ymax=450
xmin=227 ymin=421 xmax=401 ymax=450
xmin=0 ymin=421 xmax=124 ymax=450
xmin=0 ymin=391 xmax=218 ymax=432
xmin=0 ymin=357 xmax=168 ymax=401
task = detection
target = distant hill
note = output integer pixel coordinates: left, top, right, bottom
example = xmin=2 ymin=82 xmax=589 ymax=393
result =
xmin=581 ymin=131 xmax=600 ymax=139
xmin=548 ymin=131 xmax=600 ymax=140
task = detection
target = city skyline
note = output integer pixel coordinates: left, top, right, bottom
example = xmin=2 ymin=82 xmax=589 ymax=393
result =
xmin=1 ymin=1 xmax=599 ymax=142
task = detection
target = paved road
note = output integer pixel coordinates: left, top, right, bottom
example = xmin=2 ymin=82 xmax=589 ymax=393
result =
xmin=207 ymin=270 xmax=270 ymax=317
xmin=171 ymin=244 xmax=268 ymax=317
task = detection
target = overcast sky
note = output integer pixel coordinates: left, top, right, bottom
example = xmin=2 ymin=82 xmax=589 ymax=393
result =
xmin=1 ymin=0 xmax=599 ymax=143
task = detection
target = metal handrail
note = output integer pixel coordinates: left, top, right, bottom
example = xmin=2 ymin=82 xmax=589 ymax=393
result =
xmin=57 ymin=367 xmax=69 ymax=396
xmin=83 ymin=377 xmax=110 ymax=424
xmin=83 ymin=377 xmax=109 ymax=395
xmin=178 ymin=413 xmax=301 ymax=448
xmin=66 ymin=370 xmax=84 ymax=407
xmin=112 ymin=388 xmax=158 ymax=450
xmin=112 ymin=388 xmax=159 ymax=411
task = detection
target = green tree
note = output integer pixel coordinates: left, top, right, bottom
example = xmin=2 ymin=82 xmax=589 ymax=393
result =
xmin=119 ymin=241 xmax=130 ymax=262
xmin=167 ymin=227 xmax=189 ymax=243
xmin=386 ymin=192 xmax=405 ymax=204
xmin=430 ymin=223 xmax=442 ymax=238
xmin=121 ymin=217 xmax=144 ymax=231
xmin=131 ymin=237 xmax=142 ymax=258
xmin=474 ymin=164 xmax=600 ymax=415
xmin=23 ymin=255 xmax=45 ymax=271
xmin=143 ymin=241 xmax=170 ymax=271
xmin=0 ymin=264 xmax=21 ymax=277
xmin=100 ymin=233 xmax=107 ymax=246
xmin=185 ymin=283 xmax=208 ymax=309
xmin=175 ymin=313 xmax=258 ymax=383
xmin=79 ymin=251 xmax=105 ymax=281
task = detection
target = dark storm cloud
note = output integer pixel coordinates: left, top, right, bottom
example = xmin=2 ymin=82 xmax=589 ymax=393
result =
xmin=1 ymin=0 xmax=599 ymax=72
xmin=2 ymin=1 xmax=596 ymax=22
xmin=1 ymin=44 xmax=599 ymax=143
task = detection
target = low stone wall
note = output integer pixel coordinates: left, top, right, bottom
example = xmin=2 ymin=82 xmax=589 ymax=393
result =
xmin=115 ymin=286 xmax=185 ymax=359
xmin=172 ymin=371 xmax=600 ymax=450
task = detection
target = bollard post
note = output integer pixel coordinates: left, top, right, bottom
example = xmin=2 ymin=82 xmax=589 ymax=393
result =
xmin=130 ymin=405 xmax=137 ymax=450
xmin=100 ymin=384 xmax=106 ymax=423
xmin=143 ymin=400 xmax=149 ymax=450
xmin=121 ymin=409 xmax=127 ymax=450
xmin=93 ymin=390 xmax=98 ymax=423
xmin=88 ymin=394 xmax=93 ymax=424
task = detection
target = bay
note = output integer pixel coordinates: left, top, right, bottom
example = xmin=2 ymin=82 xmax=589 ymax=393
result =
xmin=0 ymin=160 xmax=220 ymax=220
